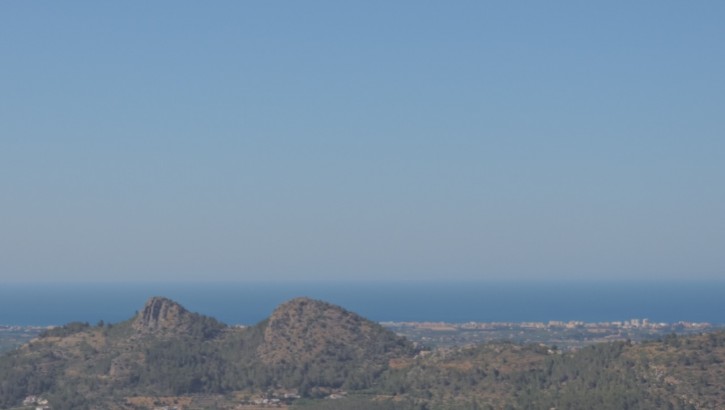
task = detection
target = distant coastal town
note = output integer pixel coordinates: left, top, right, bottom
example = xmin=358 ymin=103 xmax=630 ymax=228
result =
xmin=383 ymin=318 xmax=713 ymax=331
xmin=0 ymin=325 xmax=52 ymax=353
xmin=381 ymin=319 xmax=719 ymax=350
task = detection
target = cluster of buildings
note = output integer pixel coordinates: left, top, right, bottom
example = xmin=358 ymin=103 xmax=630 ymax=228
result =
xmin=383 ymin=319 xmax=713 ymax=331
xmin=240 ymin=391 xmax=302 ymax=407
xmin=22 ymin=395 xmax=50 ymax=410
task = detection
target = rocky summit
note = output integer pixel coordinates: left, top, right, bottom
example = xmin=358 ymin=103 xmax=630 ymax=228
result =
xmin=259 ymin=297 xmax=414 ymax=368
xmin=132 ymin=296 xmax=190 ymax=332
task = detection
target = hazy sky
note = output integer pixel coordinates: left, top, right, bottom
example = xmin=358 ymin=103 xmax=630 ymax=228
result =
xmin=1 ymin=1 xmax=724 ymax=282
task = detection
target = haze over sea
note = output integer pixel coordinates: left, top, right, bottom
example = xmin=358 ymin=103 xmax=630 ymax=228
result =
xmin=1 ymin=281 xmax=723 ymax=327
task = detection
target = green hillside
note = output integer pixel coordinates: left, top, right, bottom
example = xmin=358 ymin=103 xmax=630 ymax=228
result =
xmin=1 ymin=297 xmax=724 ymax=410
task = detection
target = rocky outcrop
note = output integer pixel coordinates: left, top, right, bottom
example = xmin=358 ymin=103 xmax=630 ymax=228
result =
xmin=132 ymin=296 xmax=193 ymax=333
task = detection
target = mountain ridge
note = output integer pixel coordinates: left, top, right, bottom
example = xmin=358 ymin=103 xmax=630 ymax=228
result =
xmin=1 ymin=297 xmax=725 ymax=410
xmin=0 ymin=296 xmax=417 ymax=409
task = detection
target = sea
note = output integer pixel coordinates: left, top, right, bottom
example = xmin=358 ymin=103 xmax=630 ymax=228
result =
xmin=1 ymin=281 xmax=723 ymax=327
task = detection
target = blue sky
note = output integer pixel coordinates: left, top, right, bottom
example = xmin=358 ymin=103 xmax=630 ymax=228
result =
xmin=1 ymin=1 xmax=724 ymax=282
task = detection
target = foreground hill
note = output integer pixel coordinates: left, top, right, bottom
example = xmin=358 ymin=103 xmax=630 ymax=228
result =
xmin=376 ymin=332 xmax=725 ymax=410
xmin=1 ymin=297 xmax=724 ymax=409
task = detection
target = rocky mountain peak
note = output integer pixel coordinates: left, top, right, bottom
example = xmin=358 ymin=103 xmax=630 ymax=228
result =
xmin=258 ymin=297 xmax=414 ymax=367
xmin=132 ymin=296 xmax=191 ymax=333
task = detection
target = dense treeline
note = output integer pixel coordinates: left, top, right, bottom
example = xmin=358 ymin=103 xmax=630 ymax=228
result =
xmin=367 ymin=333 xmax=725 ymax=409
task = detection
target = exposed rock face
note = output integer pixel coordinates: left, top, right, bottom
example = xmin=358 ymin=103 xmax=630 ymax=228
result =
xmin=132 ymin=296 xmax=192 ymax=333
xmin=258 ymin=297 xmax=414 ymax=367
